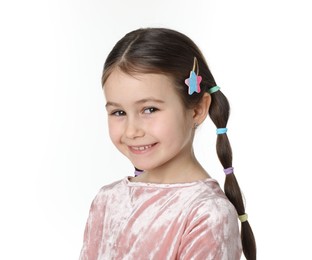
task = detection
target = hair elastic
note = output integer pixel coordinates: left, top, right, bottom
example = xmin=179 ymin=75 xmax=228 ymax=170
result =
xmin=216 ymin=128 xmax=227 ymax=134
xmin=223 ymin=167 xmax=234 ymax=175
xmin=208 ymin=85 xmax=220 ymax=94
xmin=238 ymin=213 xmax=248 ymax=223
xmin=134 ymin=168 xmax=144 ymax=176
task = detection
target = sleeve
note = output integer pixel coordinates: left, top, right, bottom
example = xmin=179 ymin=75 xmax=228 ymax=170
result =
xmin=79 ymin=191 xmax=106 ymax=260
xmin=177 ymin=198 xmax=242 ymax=260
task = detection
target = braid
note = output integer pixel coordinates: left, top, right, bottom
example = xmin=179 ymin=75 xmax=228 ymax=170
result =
xmin=208 ymin=89 xmax=257 ymax=260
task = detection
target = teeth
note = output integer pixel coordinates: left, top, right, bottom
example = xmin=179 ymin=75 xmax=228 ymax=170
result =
xmin=132 ymin=145 xmax=152 ymax=151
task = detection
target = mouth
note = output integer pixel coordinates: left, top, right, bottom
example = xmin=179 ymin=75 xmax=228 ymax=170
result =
xmin=129 ymin=143 xmax=157 ymax=153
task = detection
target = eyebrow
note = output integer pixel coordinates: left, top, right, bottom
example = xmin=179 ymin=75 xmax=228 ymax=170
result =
xmin=105 ymin=98 xmax=165 ymax=108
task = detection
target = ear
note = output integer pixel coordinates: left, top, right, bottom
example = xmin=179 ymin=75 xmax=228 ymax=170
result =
xmin=193 ymin=92 xmax=211 ymax=124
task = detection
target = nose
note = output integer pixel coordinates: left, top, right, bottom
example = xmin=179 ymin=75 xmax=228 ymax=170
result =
xmin=125 ymin=117 xmax=145 ymax=139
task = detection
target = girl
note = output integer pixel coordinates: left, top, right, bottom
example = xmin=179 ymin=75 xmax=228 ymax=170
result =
xmin=79 ymin=28 xmax=256 ymax=260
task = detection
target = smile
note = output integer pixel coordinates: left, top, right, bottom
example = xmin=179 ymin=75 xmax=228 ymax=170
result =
xmin=131 ymin=144 xmax=153 ymax=151
xmin=129 ymin=143 xmax=157 ymax=153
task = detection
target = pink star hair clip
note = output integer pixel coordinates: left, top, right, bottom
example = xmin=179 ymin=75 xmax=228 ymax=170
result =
xmin=185 ymin=57 xmax=202 ymax=95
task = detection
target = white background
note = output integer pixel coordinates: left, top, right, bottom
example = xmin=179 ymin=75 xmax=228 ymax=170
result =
xmin=0 ymin=0 xmax=311 ymax=259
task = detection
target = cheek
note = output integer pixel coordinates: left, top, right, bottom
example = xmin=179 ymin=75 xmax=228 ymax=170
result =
xmin=108 ymin=120 xmax=122 ymax=144
xmin=150 ymin=114 xmax=186 ymax=139
xmin=166 ymin=113 xmax=193 ymax=141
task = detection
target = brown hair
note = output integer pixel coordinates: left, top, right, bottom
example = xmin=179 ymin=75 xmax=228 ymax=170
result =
xmin=102 ymin=28 xmax=256 ymax=260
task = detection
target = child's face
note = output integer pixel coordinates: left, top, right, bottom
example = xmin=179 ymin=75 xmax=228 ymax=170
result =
xmin=104 ymin=69 xmax=195 ymax=173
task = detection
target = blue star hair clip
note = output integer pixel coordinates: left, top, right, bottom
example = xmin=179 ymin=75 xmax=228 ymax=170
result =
xmin=184 ymin=57 xmax=202 ymax=95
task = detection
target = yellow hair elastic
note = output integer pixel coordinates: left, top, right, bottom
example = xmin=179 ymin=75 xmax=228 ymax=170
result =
xmin=238 ymin=213 xmax=248 ymax=223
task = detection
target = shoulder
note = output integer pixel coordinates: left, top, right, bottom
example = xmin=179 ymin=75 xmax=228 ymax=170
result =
xmin=97 ymin=178 xmax=125 ymax=194
xmin=183 ymin=186 xmax=240 ymax=246
xmin=187 ymin=180 xmax=238 ymax=225
xmin=179 ymin=182 xmax=242 ymax=259
xmin=191 ymin=196 xmax=237 ymax=225
xmin=90 ymin=178 xmax=126 ymax=208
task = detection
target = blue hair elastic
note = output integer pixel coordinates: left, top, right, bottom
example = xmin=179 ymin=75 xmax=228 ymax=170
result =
xmin=216 ymin=128 xmax=227 ymax=134
xmin=208 ymin=85 xmax=220 ymax=94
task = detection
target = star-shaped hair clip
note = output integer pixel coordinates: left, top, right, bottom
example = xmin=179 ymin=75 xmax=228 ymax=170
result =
xmin=184 ymin=57 xmax=202 ymax=95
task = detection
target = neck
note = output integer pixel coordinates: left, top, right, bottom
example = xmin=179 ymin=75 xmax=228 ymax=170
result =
xmin=135 ymin=149 xmax=210 ymax=184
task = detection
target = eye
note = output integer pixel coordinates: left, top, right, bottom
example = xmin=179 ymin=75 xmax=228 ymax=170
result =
xmin=143 ymin=107 xmax=159 ymax=114
xmin=111 ymin=110 xmax=126 ymax=116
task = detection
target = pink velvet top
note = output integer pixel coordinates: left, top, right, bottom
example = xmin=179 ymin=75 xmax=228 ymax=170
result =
xmin=79 ymin=177 xmax=242 ymax=260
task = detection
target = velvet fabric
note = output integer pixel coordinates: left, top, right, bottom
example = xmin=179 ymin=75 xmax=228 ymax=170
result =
xmin=79 ymin=177 xmax=242 ymax=260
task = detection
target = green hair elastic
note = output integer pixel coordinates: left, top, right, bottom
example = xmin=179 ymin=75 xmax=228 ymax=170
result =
xmin=238 ymin=213 xmax=248 ymax=223
xmin=208 ymin=85 xmax=220 ymax=94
